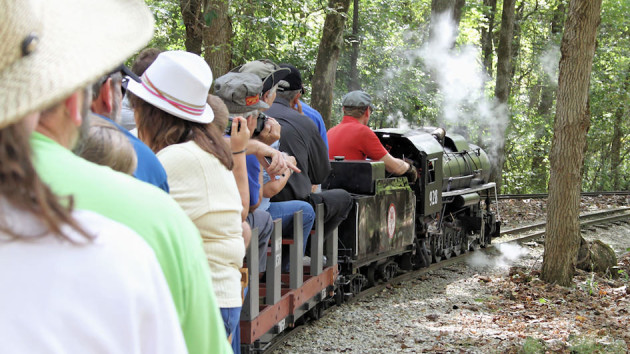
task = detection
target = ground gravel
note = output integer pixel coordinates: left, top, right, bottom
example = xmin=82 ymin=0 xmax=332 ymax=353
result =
xmin=273 ymin=197 xmax=630 ymax=353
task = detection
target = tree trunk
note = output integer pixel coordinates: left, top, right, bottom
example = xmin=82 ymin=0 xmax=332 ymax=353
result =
xmin=431 ymin=0 xmax=466 ymax=24
xmin=490 ymin=0 xmax=516 ymax=192
xmin=609 ymin=65 xmax=629 ymax=190
xmin=480 ymin=0 xmax=497 ymax=76
xmin=202 ymin=0 xmax=232 ymax=77
xmin=430 ymin=0 xmax=466 ymax=43
xmin=541 ymin=0 xmax=602 ymax=286
xmin=531 ymin=1 xmax=566 ymax=191
xmin=311 ymin=0 xmax=352 ymax=129
xmin=509 ymin=2 xmax=523 ymax=92
xmin=180 ymin=0 xmax=204 ymax=55
xmin=348 ymin=0 xmax=361 ymax=91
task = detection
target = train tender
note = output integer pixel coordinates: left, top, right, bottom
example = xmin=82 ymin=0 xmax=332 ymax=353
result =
xmin=239 ymin=127 xmax=501 ymax=353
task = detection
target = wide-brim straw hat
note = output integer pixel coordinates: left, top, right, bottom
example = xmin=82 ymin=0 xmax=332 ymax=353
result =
xmin=126 ymin=51 xmax=214 ymax=124
xmin=0 ymin=0 xmax=154 ymax=129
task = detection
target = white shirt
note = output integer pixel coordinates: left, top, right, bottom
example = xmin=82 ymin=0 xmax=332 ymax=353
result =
xmin=0 ymin=205 xmax=187 ymax=354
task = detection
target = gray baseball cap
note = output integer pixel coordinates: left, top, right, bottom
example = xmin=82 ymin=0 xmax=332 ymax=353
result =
xmin=214 ymin=72 xmax=269 ymax=114
xmin=230 ymin=59 xmax=291 ymax=94
xmin=342 ymin=90 xmax=374 ymax=109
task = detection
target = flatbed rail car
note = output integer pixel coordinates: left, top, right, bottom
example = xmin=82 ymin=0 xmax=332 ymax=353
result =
xmin=240 ymin=204 xmax=338 ymax=353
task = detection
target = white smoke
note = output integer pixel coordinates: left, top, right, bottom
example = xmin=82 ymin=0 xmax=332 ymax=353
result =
xmin=540 ymin=44 xmax=560 ymax=85
xmin=376 ymin=11 xmax=510 ymax=168
xmin=467 ymin=243 xmax=529 ymax=268
xmin=420 ymin=12 xmax=509 ymax=164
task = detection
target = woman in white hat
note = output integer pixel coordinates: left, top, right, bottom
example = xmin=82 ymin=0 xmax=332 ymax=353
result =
xmin=0 ymin=1 xmax=187 ymax=352
xmin=128 ymin=50 xmax=253 ymax=347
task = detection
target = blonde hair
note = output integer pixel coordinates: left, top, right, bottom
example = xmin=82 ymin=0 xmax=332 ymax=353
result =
xmin=77 ymin=115 xmax=137 ymax=175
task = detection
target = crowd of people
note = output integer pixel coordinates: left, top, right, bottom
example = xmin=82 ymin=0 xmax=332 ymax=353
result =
xmin=0 ymin=0 xmax=417 ymax=353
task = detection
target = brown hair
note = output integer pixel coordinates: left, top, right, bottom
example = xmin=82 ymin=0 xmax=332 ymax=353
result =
xmin=207 ymin=94 xmax=229 ymax=133
xmin=0 ymin=120 xmax=91 ymax=241
xmin=76 ymin=115 xmax=137 ymax=175
xmin=343 ymin=106 xmax=368 ymax=118
xmin=131 ymin=96 xmax=233 ymax=170
xmin=132 ymin=48 xmax=163 ymax=76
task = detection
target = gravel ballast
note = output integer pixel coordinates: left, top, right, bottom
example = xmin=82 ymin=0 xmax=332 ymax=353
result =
xmin=273 ymin=198 xmax=630 ymax=353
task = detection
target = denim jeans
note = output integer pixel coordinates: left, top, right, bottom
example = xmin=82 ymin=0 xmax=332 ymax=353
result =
xmin=220 ymin=306 xmax=242 ymax=348
xmin=267 ymin=200 xmax=315 ymax=254
xmin=246 ymin=209 xmax=273 ymax=273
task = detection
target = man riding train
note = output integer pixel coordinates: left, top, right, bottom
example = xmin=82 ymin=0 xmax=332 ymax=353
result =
xmin=327 ymin=90 xmax=418 ymax=183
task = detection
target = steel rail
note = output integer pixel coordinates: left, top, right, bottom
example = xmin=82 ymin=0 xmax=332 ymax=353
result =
xmin=498 ymin=191 xmax=630 ymax=200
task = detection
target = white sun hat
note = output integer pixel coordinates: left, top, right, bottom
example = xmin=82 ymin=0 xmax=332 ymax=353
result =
xmin=126 ymin=51 xmax=214 ymax=124
xmin=0 ymin=0 xmax=154 ymax=129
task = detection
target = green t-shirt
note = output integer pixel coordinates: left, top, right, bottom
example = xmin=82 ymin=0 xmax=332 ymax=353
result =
xmin=31 ymin=132 xmax=232 ymax=354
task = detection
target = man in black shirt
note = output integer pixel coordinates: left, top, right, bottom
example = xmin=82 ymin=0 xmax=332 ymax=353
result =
xmin=266 ymin=64 xmax=352 ymax=240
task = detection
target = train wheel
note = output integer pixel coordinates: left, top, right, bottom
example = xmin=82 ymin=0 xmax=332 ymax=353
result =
xmin=335 ymin=288 xmax=344 ymax=306
xmin=452 ymin=244 xmax=461 ymax=257
xmin=400 ymin=253 xmax=414 ymax=270
xmin=309 ymin=303 xmax=325 ymax=321
xmin=442 ymin=247 xmax=452 ymax=260
xmin=379 ymin=261 xmax=398 ymax=281
xmin=469 ymin=238 xmax=480 ymax=252
xmin=430 ymin=239 xmax=442 ymax=263
xmin=350 ymin=274 xmax=366 ymax=296
xmin=366 ymin=264 xmax=378 ymax=287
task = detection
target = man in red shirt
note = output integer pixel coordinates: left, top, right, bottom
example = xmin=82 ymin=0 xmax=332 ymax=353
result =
xmin=327 ymin=90 xmax=417 ymax=182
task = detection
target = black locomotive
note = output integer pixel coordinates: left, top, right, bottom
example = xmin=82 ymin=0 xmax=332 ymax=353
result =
xmin=325 ymin=127 xmax=500 ymax=298
xmin=240 ymin=127 xmax=501 ymax=352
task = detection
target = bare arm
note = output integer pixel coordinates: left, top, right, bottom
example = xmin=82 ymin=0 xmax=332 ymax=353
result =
xmin=241 ymin=221 xmax=251 ymax=248
xmin=230 ymin=116 xmax=251 ymax=221
xmin=247 ymin=139 xmax=300 ymax=177
xmin=380 ymin=153 xmax=411 ymax=175
xmin=262 ymin=155 xmax=296 ymax=198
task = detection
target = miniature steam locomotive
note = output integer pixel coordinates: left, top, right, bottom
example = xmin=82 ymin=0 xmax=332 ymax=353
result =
xmin=240 ymin=127 xmax=501 ymax=352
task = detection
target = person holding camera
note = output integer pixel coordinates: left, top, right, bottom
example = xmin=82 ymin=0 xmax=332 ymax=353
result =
xmin=228 ymin=60 xmax=316 ymax=270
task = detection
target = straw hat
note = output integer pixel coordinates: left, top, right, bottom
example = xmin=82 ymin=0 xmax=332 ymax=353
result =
xmin=0 ymin=0 xmax=154 ymax=129
xmin=126 ymin=51 xmax=214 ymax=123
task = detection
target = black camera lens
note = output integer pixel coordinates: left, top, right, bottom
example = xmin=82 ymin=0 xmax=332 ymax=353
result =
xmin=252 ymin=112 xmax=268 ymax=137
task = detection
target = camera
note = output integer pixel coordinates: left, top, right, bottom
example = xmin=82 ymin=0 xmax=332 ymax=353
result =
xmin=252 ymin=112 xmax=268 ymax=137
xmin=224 ymin=112 xmax=268 ymax=136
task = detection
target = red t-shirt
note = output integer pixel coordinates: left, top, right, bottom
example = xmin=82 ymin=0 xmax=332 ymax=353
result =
xmin=327 ymin=116 xmax=388 ymax=161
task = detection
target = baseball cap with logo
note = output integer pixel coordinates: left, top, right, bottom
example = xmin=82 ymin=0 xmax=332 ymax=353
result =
xmin=214 ymin=72 xmax=269 ymax=114
xmin=231 ymin=59 xmax=291 ymax=95
xmin=277 ymin=64 xmax=305 ymax=94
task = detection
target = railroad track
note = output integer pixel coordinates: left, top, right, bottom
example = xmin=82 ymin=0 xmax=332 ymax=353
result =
xmin=498 ymin=191 xmax=630 ymax=200
xmin=263 ymin=207 xmax=630 ymax=353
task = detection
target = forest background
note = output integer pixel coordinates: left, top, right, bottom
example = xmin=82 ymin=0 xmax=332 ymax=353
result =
xmin=141 ymin=0 xmax=629 ymax=194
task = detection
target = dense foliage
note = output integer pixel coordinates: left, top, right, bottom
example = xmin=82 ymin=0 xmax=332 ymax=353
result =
xmin=143 ymin=0 xmax=628 ymax=193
